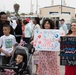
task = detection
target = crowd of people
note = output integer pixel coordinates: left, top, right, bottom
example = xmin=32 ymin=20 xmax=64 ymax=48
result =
xmin=0 ymin=11 xmax=76 ymax=75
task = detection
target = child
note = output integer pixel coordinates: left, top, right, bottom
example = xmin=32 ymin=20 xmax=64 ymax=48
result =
xmin=0 ymin=24 xmax=16 ymax=65
xmin=3 ymin=53 xmax=25 ymax=75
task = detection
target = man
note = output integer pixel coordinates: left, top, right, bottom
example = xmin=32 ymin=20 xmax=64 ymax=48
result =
xmin=59 ymin=19 xmax=68 ymax=34
xmin=23 ymin=18 xmax=32 ymax=43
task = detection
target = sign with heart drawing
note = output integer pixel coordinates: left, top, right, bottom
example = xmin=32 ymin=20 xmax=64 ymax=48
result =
xmin=33 ymin=29 xmax=65 ymax=51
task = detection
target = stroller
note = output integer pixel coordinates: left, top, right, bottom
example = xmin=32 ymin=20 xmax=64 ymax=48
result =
xmin=0 ymin=44 xmax=35 ymax=75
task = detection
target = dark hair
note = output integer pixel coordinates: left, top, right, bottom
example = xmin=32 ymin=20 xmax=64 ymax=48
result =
xmin=0 ymin=12 xmax=6 ymax=15
xmin=34 ymin=17 xmax=40 ymax=25
xmin=23 ymin=20 xmax=28 ymax=25
xmin=3 ymin=24 xmax=10 ymax=29
xmin=0 ymin=12 xmax=6 ymax=19
xmin=16 ymin=53 xmax=24 ymax=58
xmin=42 ymin=18 xmax=55 ymax=29
xmin=16 ymin=19 xmax=22 ymax=25
xmin=60 ymin=19 xmax=65 ymax=21
xmin=67 ymin=20 xmax=76 ymax=35
xmin=15 ymin=53 xmax=25 ymax=62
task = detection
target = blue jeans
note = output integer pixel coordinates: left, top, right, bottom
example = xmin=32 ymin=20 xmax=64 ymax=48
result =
xmin=23 ymin=37 xmax=30 ymax=44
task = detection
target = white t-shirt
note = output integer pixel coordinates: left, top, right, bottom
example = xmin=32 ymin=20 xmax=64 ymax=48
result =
xmin=10 ymin=20 xmax=17 ymax=29
xmin=0 ymin=34 xmax=16 ymax=56
xmin=59 ymin=23 xmax=68 ymax=34
xmin=32 ymin=24 xmax=41 ymax=36
xmin=24 ymin=23 xmax=32 ymax=38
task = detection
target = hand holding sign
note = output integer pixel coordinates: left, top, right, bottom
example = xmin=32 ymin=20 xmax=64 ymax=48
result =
xmin=34 ymin=29 xmax=65 ymax=51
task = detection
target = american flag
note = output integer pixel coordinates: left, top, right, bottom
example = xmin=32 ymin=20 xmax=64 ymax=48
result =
xmin=18 ymin=40 xmax=27 ymax=46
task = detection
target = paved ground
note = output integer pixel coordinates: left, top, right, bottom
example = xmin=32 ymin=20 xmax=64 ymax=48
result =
xmin=32 ymin=52 xmax=65 ymax=75
xmin=57 ymin=52 xmax=65 ymax=75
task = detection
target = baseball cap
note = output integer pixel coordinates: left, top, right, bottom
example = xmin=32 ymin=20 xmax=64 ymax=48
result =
xmin=60 ymin=19 xmax=65 ymax=21
xmin=25 ymin=18 xmax=30 ymax=22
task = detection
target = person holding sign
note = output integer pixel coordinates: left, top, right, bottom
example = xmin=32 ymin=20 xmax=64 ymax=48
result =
xmin=65 ymin=21 xmax=76 ymax=75
xmin=37 ymin=18 xmax=60 ymax=75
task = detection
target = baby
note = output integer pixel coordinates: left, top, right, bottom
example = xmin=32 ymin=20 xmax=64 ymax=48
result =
xmin=3 ymin=53 xmax=24 ymax=75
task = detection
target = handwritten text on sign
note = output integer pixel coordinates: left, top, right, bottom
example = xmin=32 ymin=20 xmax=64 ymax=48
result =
xmin=34 ymin=29 xmax=65 ymax=51
xmin=60 ymin=37 xmax=76 ymax=66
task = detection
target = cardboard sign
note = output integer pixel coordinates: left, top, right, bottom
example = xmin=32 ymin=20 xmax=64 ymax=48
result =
xmin=60 ymin=36 xmax=76 ymax=66
xmin=34 ymin=29 xmax=65 ymax=51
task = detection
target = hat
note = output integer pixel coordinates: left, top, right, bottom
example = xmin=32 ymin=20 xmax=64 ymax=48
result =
xmin=60 ymin=19 xmax=65 ymax=21
xmin=25 ymin=18 xmax=30 ymax=22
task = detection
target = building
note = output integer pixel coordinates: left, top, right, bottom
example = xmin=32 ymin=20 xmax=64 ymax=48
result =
xmin=39 ymin=5 xmax=75 ymax=23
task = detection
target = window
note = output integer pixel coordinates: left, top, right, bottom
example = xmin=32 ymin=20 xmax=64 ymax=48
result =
xmin=49 ymin=12 xmax=58 ymax=15
xmin=62 ymin=12 xmax=70 ymax=15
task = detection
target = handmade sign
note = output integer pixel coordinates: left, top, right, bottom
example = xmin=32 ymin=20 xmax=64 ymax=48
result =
xmin=60 ymin=36 xmax=76 ymax=66
xmin=34 ymin=29 xmax=65 ymax=51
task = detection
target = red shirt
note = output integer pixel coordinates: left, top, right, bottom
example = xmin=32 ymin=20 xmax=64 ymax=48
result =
xmin=22 ymin=25 xmax=25 ymax=38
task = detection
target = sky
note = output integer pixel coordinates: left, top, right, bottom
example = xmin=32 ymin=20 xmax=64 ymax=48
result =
xmin=0 ymin=0 xmax=76 ymax=14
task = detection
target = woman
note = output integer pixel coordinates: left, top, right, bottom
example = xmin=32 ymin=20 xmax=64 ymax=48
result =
xmin=14 ymin=19 xmax=22 ymax=43
xmin=32 ymin=17 xmax=41 ymax=37
xmin=65 ymin=21 xmax=76 ymax=75
xmin=31 ymin=17 xmax=41 ymax=75
xmin=37 ymin=18 xmax=60 ymax=75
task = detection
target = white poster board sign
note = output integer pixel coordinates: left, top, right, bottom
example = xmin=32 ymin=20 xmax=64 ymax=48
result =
xmin=33 ymin=29 xmax=65 ymax=51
